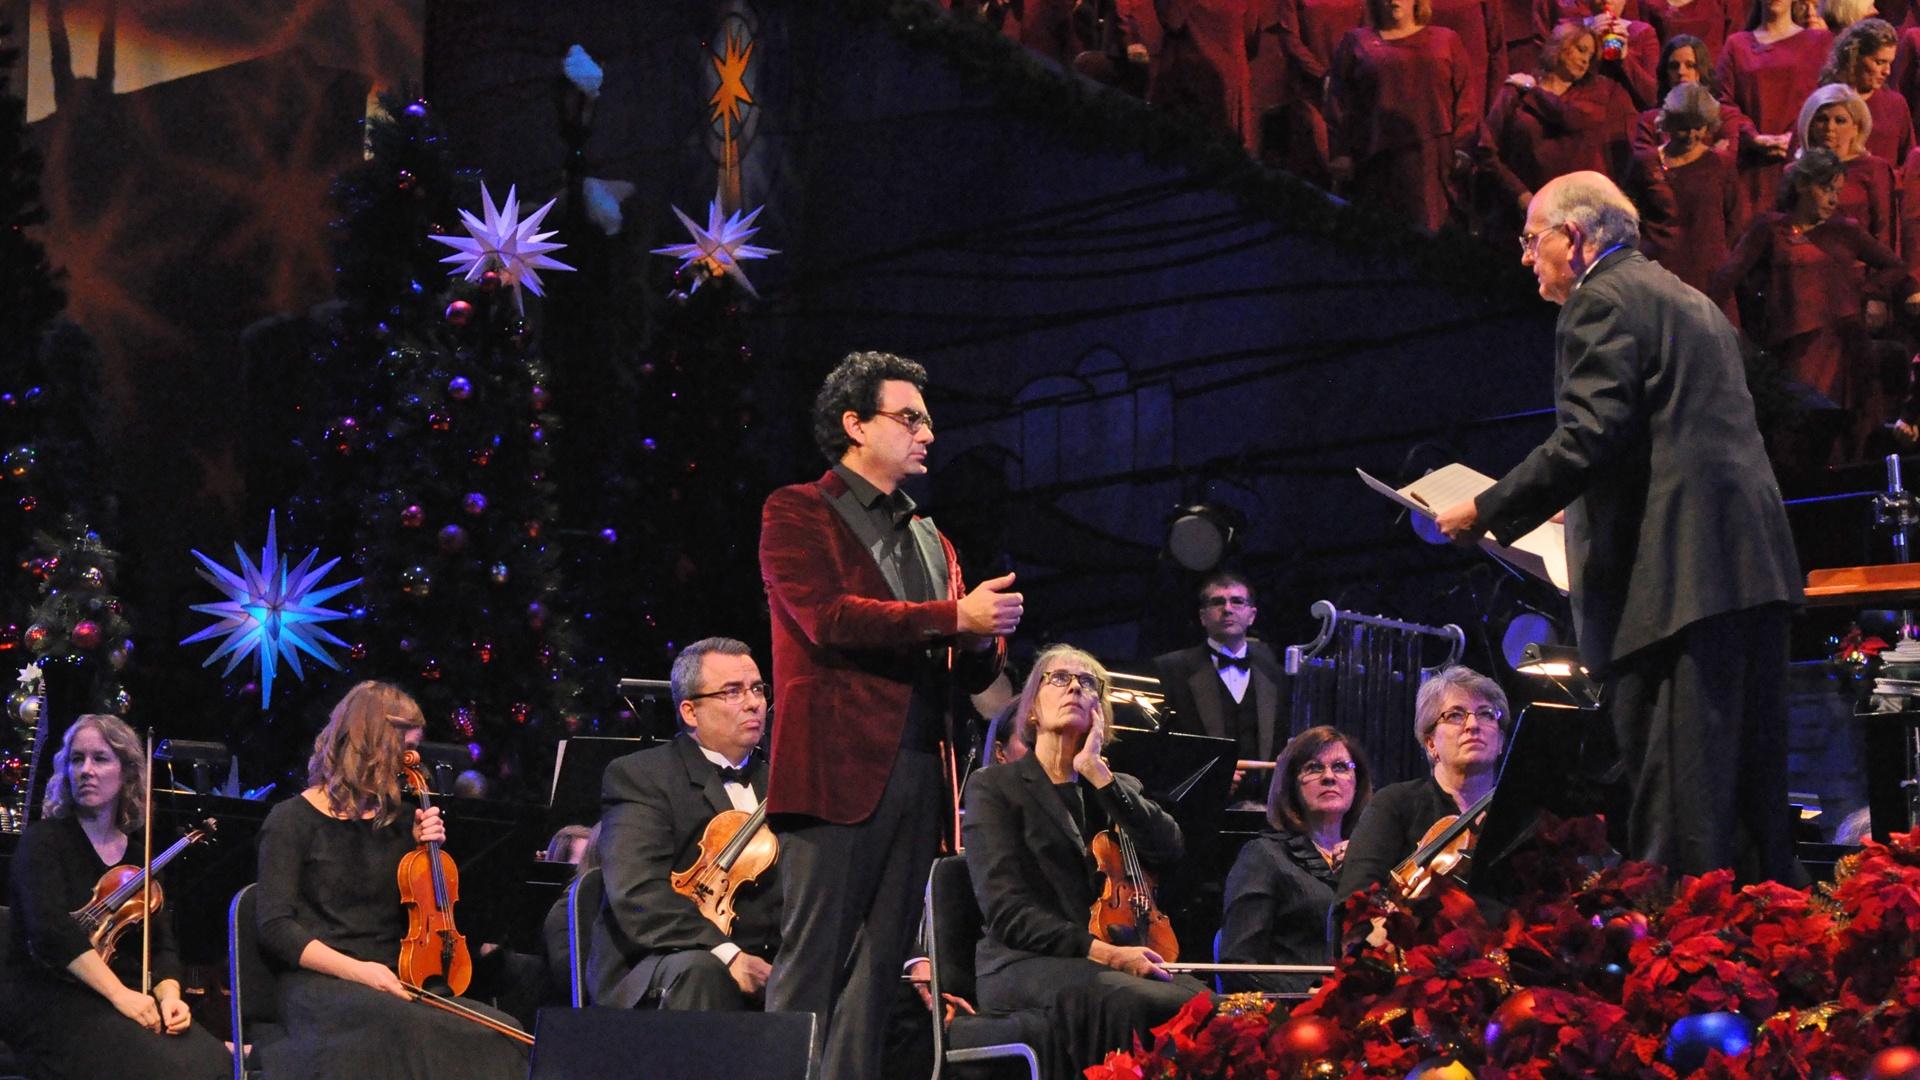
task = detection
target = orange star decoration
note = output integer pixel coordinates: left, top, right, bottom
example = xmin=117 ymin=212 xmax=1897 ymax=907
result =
xmin=708 ymin=29 xmax=755 ymax=135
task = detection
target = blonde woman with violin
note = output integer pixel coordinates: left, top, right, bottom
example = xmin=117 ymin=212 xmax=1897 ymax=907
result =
xmin=961 ymin=645 xmax=1210 ymax=1077
xmin=1 ymin=714 xmax=227 ymax=1078
xmin=1334 ymin=665 xmax=1510 ymax=901
xmin=253 ymin=681 xmax=527 ymax=1079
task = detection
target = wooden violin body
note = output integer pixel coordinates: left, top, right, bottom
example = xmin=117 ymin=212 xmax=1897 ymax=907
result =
xmin=1389 ymin=788 xmax=1495 ymax=907
xmin=670 ymin=801 xmax=778 ymax=935
xmin=1088 ymin=828 xmax=1179 ymax=961
xmin=397 ymin=751 xmax=472 ymax=995
xmin=71 ymin=821 xmax=216 ymax=964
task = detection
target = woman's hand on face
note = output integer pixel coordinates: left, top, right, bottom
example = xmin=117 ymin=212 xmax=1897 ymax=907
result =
xmin=1072 ymin=722 xmax=1113 ymax=786
xmin=413 ymin=806 xmax=445 ymax=845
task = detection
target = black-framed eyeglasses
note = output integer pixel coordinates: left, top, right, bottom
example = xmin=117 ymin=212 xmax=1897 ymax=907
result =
xmin=1436 ymin=706 xmax=1502 ymax=727
xmin=871 ymin=408 xmax=934 ymax=435
xmin=1202 ymin=596 xmax=1252 ymax=609
xmin=687 ymin=681 xmax=771 ymax=705
xmin=1298 ymin=759 xmax=1357 ymax=779
xmin=1040 ymin=669 xmax=1103 ymax=693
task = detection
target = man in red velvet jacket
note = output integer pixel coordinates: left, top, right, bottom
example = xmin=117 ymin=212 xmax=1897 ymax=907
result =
xmin=758 ymin=351 xmax=1021 ymax=1080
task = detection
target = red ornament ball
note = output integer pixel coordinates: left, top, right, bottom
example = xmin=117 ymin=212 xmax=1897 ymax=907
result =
xmin=23 ymin=624 xmax=49 ymax=653
xmin=444 ymin=300 xmax=473 ymax=327
xmin=479 ymin=269 xmax=502 ymax=292
xmin=0 ymin=623 xmax=17 ymax=651
xmin=400 ymin=504 xmax=425 ymax=528
xmin=1870 ymin=1047 xmax=1920 ymax=1080
xmin=1270 ymin=1015 xmax=1346 ymax=1067
xmin=70 ymin=620 xmax=103 ymax=650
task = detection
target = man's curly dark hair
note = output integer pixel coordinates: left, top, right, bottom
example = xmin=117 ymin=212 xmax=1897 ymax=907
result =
xmin=810 ymin=351 xmax=929 ymax=463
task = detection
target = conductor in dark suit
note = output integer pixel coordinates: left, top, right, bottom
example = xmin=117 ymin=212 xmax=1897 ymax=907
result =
xmin=1436 ymin=171 xmax=1804 ymax=883
xmin=760 ymin=351 xmax=1019 ymax=1080
xmin=588 ymin=638 xmax=782 ymax=1010
xmin=1152 ymin=571 xmax=1287 ymax=802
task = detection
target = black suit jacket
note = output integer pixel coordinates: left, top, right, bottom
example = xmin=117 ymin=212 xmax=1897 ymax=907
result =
xmin=961 ymin=753 xmax=1183 ymax=978
xmin=588 ymin=735 xmax=781 ymax=1008
xmin=1475 ymin=248 xmax=1802 ymax=675
xmin=1151 ymin=640 xmax=1286 ymax=759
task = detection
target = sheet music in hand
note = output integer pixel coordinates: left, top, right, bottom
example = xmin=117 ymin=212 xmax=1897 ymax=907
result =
xmin=1357 ymin=464 xmax=1570 ymax=594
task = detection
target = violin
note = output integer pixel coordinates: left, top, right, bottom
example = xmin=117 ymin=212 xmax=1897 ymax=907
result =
xmin=1088 ymin=827 xmax=1179 ymax=962
xmin=70 ymin=819 xmax=216 ymax=964
xmin=670 ymin=800 xmax=778 ymax=935
xmin=396 ymin=750 xmax=471 ymax=996
xmin=1389 ymin=787 xmax=1496 ymax=905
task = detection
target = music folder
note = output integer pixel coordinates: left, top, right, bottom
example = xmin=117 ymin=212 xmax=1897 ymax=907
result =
xmin=1358 ymin=464 xmax=1569 ymax=594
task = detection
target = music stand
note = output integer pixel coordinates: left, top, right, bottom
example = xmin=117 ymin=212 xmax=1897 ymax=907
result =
xmin=1469 ymin=704 xmax=1614 ymax=897
xmin=545 ymin=735 xmax=654 ymax=834
xmin=1104 ymin=726 xmax=1239 ymax=856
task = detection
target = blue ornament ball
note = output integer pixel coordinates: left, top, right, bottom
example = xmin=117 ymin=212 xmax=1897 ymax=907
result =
xmin=599 ymin=527 xmax=618 ymax=545
xmin=463 ymin=492 xmax=488 ymax=516
xmin=438 ymin=524 xmax=468 ymax=553
xmin=1664 ymin=1012 xmax=1754 ymax=1072
xmin=447 ymin=376 xmax=472 ymax=401
xmin=404 ymin=99 xmax=429 ymax=118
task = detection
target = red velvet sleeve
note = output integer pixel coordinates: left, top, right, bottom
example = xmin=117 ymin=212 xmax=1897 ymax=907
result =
xmin=758 ymin=486 xmax=960 ymax=649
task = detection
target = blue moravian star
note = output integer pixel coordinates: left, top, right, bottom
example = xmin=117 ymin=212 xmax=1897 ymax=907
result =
xmin=428 ymin=182 xmax=575 ymax=310
xmin=651 ymin=198 xmax=778 ymax=298
xmin=181 ymin=512 xmax=362 ymax=708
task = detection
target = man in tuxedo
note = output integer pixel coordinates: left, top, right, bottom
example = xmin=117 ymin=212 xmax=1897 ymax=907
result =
xmin=587 ymin=637 xmax=782 ymax=1010
xmin=1152 ymin=572 xmax=1287 ymax=803
xmin=759 ymin=351 xmax=1021 ymax=1080
xmin=1437 ymin=172 xmax=1803 ymax=882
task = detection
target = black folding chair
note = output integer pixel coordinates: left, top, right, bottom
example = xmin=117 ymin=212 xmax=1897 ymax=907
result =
xmin=564 ymin=867 xmax=605 ymax=1007
xmin=227 ymin=883 xmax=283 ymax=1080
xmin=925 ymin=856 xmax=1041 ymax=1080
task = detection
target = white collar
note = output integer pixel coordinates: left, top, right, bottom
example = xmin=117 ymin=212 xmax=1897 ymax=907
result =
xmin=695 ymin=743 xmax=753 ymax=772
xmin=1209 ymin=639 xmax=1248 ymax=658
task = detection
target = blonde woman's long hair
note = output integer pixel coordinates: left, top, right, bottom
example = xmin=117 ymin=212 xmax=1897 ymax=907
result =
xmin=42 ymin=713 xmax=147 ymax=833
xmin=308 ymin=681 xmax=424 ymax=826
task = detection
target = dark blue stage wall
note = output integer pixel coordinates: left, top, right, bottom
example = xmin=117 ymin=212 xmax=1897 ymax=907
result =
xmin=428 ymin=0 xmax=1567 ymax=674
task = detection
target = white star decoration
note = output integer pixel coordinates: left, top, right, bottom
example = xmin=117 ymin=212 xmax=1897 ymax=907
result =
xmin=181 ymin=512 xmax=362 ymax=709
xmin=428 ymin=183 xmax=575 ymax=309
xmin=652 ymin=199 xmax=778 ymax=298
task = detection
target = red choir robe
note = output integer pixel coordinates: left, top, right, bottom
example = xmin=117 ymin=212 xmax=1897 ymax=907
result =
xmin=1123 ymin=0 xmax=1258 ymax=144
xmin=1249 ymin=0 xmax=1296 ymax=156
xmin=1272 ymin=0 xmax=1369 ymax=177
xmin=1328 ymin=24 xmax=1478 ymax=229
xmin=1714 ymin=28 xmax=1835 ymax=216
xmin=1533 ymin=2 xmax=1661 ymax=108
xmin=1710 ymin=211 xmax=1912 ymax=410
xmin=1629 ymin=99 xmax=1757 ymax=157
xmin=1864 ymin=88 xmax=1917 ymax=174
xmin=1893 ymin=26 xmax=1920 ymax=132
xmin=1623 ymin=146 xmax=1743 ymax=297
xmin=1483 ymin=74 xmax=1639 ymax=201
xmin=1642 ymin=0 xmax=1736 ymax=63
xmin=1501 ymin=0 xmax=1541 ymax=82
xmin=1902 ymin=144 xmax=1920 ymax=273
xmin=1431 ymin=0 xmax=1509 ymax=121
xmin=1838 ymin=151 xmax=1899 ymax=250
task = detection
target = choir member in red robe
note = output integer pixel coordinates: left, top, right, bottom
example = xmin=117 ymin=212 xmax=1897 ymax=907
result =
xmin=1534 ymin=0 xmax=1661 ymax=106
xmin=1900 ymin=143 xmax=1920 ymax=271
xmin=1716 ymin=0 xmax=1835 ymax=216
xmin=1122 ymin=0 xmax=1258 ymax=144
xmin=1645 ymin=0 xmax=1738 ymax=63
xmin=1249 ymin=0 xmax=1300 ymax=159
xmin=1431 ymin=0 xmax=1510 ymax=118
xmin=1711 ymin=149 xmax=1920 ymax=463
xmin=1819 ymin=18 xmax=1916 ymax=163
xmin=1631 ymin=35 xmax=1760 ymax=153
xmin=1819 ymin=0 xmax=1881 ymax=30
xmin=1798 ymin=82 xmax=1898 ymax=245
xmin=1624 ymin=84 xmax=1745 ymax=294
xmin=1268 ymin=0 xmax=1369 ymax=181
xmin=1482 ymin=23 xmax=1639 ymax=218
xmin=1329 ymin=0 xmax=1479 ymax=228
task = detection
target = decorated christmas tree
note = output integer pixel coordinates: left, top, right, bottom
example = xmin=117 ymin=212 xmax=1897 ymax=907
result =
xmin=261 ymin=95 xmax=585 ymax=794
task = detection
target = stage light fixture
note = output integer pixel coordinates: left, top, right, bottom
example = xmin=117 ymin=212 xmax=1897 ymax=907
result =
xmin=1165 ymin=503 xmax=1246 ymax=572
xmin=1514 ymin=642 xmax=1601 ymax=709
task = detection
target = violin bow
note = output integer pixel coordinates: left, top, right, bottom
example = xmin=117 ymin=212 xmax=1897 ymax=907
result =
xmin=401 ymin=981 xmax=535 ymax=1046
xmin=141 ymin=727 xmax=154 ymax=996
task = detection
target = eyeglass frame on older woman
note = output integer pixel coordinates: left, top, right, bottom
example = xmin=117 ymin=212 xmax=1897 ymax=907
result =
xmin=1436 ymin=705 xmax=1502 ymax=727
xmin=1040 ymin=669 xmax=1103 ymax=693
xmin=1297 ymin=759 xmax=1357 ymax=779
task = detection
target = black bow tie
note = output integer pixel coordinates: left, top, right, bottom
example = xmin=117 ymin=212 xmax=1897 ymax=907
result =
xmin=1212 ymin=651 xmax=1249 ymax=672
xmin=716 ymin=763 xmax=751 ymax=785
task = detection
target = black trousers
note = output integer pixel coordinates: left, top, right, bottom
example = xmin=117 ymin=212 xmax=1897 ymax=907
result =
xmin=1607 ymin=602 xmax=1803 ymax=884
xmin=606 ymin=949 xmax=753 ymax=1011
xmin=977 ymin=954 xmax=1213 ymax=1077
xmin=765 ymin=748 xmax=943 ymax=1080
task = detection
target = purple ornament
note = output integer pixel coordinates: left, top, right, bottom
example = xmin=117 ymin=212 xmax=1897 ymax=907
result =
xmin=463 ymin=492 xmax=488 ymax=516
xmin=404 ymin=99 xmax=430 ymax=118
xmin=599 ymin=527 xmax=618 ymax=545
xmin=447 ymin=376 xmax=473 ymax=401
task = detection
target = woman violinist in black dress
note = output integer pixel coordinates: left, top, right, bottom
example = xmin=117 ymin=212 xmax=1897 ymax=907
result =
xmin=254 ymin=680 xmax=527 ymax=1079
xmin=1 ymin=713 xmax=227 ymax=1079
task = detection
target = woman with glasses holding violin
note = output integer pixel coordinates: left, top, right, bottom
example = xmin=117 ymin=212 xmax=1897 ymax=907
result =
xmin=1218 ymin=725 xmax=1374 ymax=994
xmin=1335 ymin=666 xmax=1510 ymax=901
xmin=253 ymin=681 xmax=528 ymax=1080
xmin=1 ymin=714 xmax=228 ymax=1079
xmin=962 ymin=644 xmax=1210 ymax=1077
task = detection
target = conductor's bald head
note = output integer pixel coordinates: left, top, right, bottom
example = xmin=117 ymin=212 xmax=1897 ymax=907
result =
xmin=1521 ymin=172 xmax=1641 ymax=304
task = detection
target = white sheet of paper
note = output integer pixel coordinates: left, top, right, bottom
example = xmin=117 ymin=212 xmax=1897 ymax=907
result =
xmin=1358 ymin=464 xmax=1570 ymax=594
